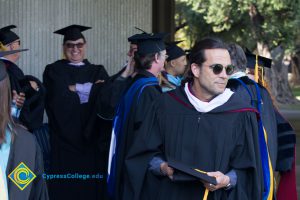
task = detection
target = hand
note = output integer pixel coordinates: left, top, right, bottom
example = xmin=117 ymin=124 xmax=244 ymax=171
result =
xmin=12 ymin=90 xmax=26 ymax=108
xmin=29 ymin=80 xmax=39 ymax=91
xmin=203 ymin=171 xmax=230 ymax=192
xmin=68 ymin=85 xmax=76 ymax=92
xmin=160 ymin=162 xmax=174 ymax=180
xmin=121 ymin=56 xmax=135 ymax=78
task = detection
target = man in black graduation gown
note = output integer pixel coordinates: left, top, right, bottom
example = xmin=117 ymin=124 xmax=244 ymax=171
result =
xmin=227 ymin=43 xmax=296 ymax=198
xmin=0 ymin=25 xmax=45 ymax=132
xmin=43 ymin=25 xmax=113 ymax=200
xmin=107 ymin=32 xmax=168 ymax=200
xmin=227 ymin=44 xmax=278 ymax=168
xmin=95 ymin=30 xmax=146 ymax=120
xmin=123 ymin=38 xmax=264 ymax=200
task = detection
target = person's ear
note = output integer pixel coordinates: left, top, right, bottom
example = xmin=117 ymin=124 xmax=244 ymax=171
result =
xmin=154 ymin=53 xmax=160 ymax=63
xmin=170 ymin=60 xmax=176 ymax=68
xmin=191 ymin=63 xmax=200 ymax=78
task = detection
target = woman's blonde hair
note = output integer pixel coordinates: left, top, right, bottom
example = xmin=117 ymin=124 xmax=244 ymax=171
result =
xmin=0 ymin=75 xmax=15 ymax=144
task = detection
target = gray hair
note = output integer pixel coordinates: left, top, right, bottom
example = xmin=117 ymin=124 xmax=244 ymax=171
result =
xmin=227 ymin=43 xmax=247 ymax=72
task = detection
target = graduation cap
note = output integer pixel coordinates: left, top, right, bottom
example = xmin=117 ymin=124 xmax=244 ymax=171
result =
xmin=166 ymin=41 xmax=186 ymax=62
xmin=135 ymin=32 xmax=168 ymax=55
xmin=245 ymin=51 xmax=272 ymax=69
xmin=54 ymin=24 xmax=91 ymax=43
xmin=0 ymin=49 xmax=28 ymax=57
xmin=244 ymin=49 xmax=272 ymax=84
xmin=0 ymin=60 xmax=7 ymax=81
xmin=168 ymin=158 xmax=217 ymax=185
xmin=0 ymin=25 xmax=20 ymax=45
xmin=127 ymin=27 xmax=148 ymax=44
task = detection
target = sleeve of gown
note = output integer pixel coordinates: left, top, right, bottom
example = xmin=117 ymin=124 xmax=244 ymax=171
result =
xmin=43 ymin=65 xmax=81 ymax=125
xmin=96 ymin=69 xmax=131 ymax=120
xmin=28 ymin=138 xmax=49 ymax=200
xmin=19 ymin=75 xmax=45 ymax=131
xmin=275 ymin=108 xmax=296 ymax=172
xmin=81 ymin=65 xmax=109 ymax=104
xmin=227 ymin=112 xmax=263 ymax=200
xmin=124 ymin=100 xmax=164 ymax=200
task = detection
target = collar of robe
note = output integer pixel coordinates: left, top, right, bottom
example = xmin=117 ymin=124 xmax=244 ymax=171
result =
xmin=184 ymin=82 xmax=234 ymax=113
xmin=229 ymin=71 xmax=247 ymax=79
xmin=68 ymin=61 xmax=85 ymax=66
xmin=166 ymin=73 xmax=182 ymax=87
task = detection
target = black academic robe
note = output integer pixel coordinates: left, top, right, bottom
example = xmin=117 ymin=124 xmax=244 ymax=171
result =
xmin=43 ymin=59 xmax=111 ymax=200
xmin=96 ymin=66 xmax=132 ymax=120
xmin=274 ymin=109 xmax=296 ymax=172
xmin=6 ymin=125 xmax=48 ymax=200
xmin=111 ymin=70 xmax=162 ymax=200
xmin=123 ymin=86 xmax=264 ymax=200
xmin=1 ymin=59 xmax=45 ymax=132
xmin=227 ymin=76 xmax=277 ymax=170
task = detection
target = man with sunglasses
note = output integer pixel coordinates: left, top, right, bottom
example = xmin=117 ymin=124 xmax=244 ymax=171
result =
xmin=123 ymin=38 xmax=264 ymax=200
xmin=0 ymin=25 xmax=45 ymax=132
xmin=43 ymin=24 xmax=114 ymax=200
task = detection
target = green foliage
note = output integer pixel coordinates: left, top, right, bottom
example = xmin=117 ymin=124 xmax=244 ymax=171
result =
xmin=175 ymin=0 xmax=300 ymax=51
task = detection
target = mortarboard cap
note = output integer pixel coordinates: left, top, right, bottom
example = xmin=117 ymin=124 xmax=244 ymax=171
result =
xmin=54 ymin=24 xmax=91 ymax=43
xmin=166 ymin=41 xmax=186 ymax=62
xmin=245 ymin=50 xmax=272 ymax=69
xmin=0 ymin=60 xmax=7 ymax=81
xmin=128 ymin=27 xmax=148 ymax=44
xmin=0 ymin=25 xmax=20 ymax=45
xmin=135 ymin=32 xmax=168 ymax=55
xmin=128 ymin=34 xmax=144 ymax=44
xmin=168 ymin=158 xmax=217 ymax=185
xmin=0 ymin=49 xmax=28 ymax=57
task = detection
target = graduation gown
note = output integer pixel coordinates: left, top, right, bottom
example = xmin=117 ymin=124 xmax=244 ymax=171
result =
xmin=96 ymin=66 xmax=132 ymax=120
xmin=123 ymin=86 xmax=264 ymax=200
xmin=2 ymin=59 xmax=45 ymax=131
xmin=6 ymin=126 xmax=48 ymax=200
xmin=227 ymin=76 xmax=278 ymax=170
xmin=109 ymin=70 xmax=162 ymax=200
xmin=43 ymin=59 xmax=111 ymax=200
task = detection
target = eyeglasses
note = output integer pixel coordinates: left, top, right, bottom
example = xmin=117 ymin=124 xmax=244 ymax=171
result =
xmin=65 ymin=42 xmax=85 ymax=49
xmin=8 ymin=40 xmax=20 ymax=47
xmin=209 ymin=64 xmax=235 ymax=75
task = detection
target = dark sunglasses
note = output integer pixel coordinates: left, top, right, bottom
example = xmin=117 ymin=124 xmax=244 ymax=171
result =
xmin=8 ymin=40 xmax=20 ymax=46
xmin=65 ymin=42 xmax=85 ymax=49
xmin=209 ymin=64 xmax=235 ymax=75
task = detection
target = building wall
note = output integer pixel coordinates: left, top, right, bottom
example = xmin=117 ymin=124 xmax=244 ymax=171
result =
xmin=0 ymin=0 xmax=152 ymax=78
